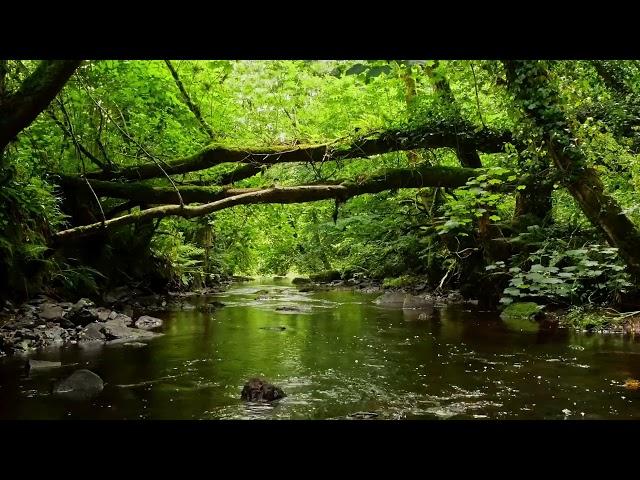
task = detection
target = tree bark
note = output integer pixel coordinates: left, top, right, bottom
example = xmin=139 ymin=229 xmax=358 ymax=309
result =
xmin=0 ymin=60 xmax=82 ymax=152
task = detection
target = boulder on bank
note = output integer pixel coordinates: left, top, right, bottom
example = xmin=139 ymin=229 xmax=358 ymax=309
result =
xmin=53 ymin=369 xmax=104 ymax=399
xmin=309 ymin=270 xmax=341 ymax=282
xmin=241 ymin=378 xmax=286 ymax=402
xmin=38 ymin=304 xmax=65 ymax=321
xmin=292 ymin=277 xmax=311 ymax=285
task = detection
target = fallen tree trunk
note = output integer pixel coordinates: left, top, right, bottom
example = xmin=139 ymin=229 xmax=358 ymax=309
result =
xmin=82 ymin=123 xmax=512 ymax=182
xmin=54 ymin=164 xmax=480 ymax=241
xmin=60 ymin=164 xmax=479 ymax=204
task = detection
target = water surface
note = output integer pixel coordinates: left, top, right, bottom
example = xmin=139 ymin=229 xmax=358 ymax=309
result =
xmin=1 ymin=278 xmax=639 ymax=419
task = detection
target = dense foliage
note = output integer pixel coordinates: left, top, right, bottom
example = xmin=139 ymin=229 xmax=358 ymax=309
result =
xmin=1 ymin=59 xmax=640 ymax=311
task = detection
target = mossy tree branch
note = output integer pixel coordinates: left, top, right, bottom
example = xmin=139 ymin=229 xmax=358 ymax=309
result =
xmin=54 ymin=164 xmax=482 ymax=242
xmin=81 ymin=123 xmax=512 ymax=182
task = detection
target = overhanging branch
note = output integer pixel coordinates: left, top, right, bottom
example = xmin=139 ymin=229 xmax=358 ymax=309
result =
xmin=54 ymin=164 xmax=481 ymax=241
xmin=83 ymin=123 xmax=512 ymax=182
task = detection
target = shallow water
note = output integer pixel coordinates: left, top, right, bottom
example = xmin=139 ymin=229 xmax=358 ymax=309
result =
xmin=1 ymin=278 xmax=640 ymax=419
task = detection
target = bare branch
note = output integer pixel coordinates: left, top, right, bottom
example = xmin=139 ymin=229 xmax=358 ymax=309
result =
xmin=165 ymin=60 xmax=216 ymax=140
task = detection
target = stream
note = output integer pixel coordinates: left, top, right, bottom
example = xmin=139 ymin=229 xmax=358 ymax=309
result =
xmin=1 ymin=278 xmax=640 ymax=419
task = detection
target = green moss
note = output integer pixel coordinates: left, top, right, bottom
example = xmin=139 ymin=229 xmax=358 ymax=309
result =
xmin=382 ymin=275 xmax=422 ymax=289
xmin=500 ymin=302 xmax=543 ymax=321
xmin=561 ymin=307 xmax=619 ymax=331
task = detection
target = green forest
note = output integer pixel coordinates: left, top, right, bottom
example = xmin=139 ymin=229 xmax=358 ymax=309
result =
xmin=1 ymin=60 xmax=640 ymax=419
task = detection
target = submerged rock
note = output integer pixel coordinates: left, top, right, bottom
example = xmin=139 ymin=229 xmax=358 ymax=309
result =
xmin=53 ymin=369 xmax=104 ymax=399
xmin=259 ymin=326 xmax=287 ymax=331
xmin=403 ymin=308 xmax=433 ymax=321
xmin=402 ymin=294 xmax=434 ymax=309
xmin=275 ymin=306 xmax=303 ymax=312
xmin=374 ymin=292 xmax=407 ymax=306
xmin=134 ymin=315 xmax=163 ymax=330
xmin=347 ymin=411 xmax=379 ymax=419
xmin=241 ymin=378 xmax=286 ymax=402
xmin=26 ymin=359 xmax=62 ymax=371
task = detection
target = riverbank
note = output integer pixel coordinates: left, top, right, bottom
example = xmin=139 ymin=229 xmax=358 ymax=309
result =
xmin=0 ymin=281 xmax=232 ymax=357
xmin=293 ymin=273 xmax=640 ymax=336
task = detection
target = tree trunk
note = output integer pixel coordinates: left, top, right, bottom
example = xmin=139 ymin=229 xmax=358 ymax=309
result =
xmin=505 ymin=60 xmax=640 ymax=278
xmin=0 ymin=60 xmax=81 ymax=152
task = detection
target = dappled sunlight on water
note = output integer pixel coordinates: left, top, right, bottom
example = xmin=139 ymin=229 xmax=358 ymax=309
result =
xmin=1 ymin=278 xmax=640 ymax=419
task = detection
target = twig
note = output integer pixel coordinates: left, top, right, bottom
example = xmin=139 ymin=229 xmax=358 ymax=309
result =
xmin=76 ymin=74 xmax=185 ymax=207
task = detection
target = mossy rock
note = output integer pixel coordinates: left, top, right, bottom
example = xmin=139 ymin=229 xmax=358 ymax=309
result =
xmin=309 ymin=270 xmax=341 ymax=282
xmin=291 ymin=277 xmax=311 ymax=285
xmin=500 ymin=302 xmax=543 ymax=321
xmin=382 ymin=275 xmax=421 ymax=288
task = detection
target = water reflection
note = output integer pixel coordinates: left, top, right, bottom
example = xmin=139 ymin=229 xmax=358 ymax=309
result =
xmin=1 ymin=279 xmax=640 ymax=419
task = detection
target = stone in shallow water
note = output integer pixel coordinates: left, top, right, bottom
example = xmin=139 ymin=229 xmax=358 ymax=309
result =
xmin=134 ymin=315 xmax=163 ymax=330
xmin=102 ymin=318 xmax=160 ymax=343
xmin=53 ymin=369 xmax=104 ymax=400
xmin=241 ymin=378 xmax=286 ymax=402
xmin=80 ymin=322 xmax=106 ymax=342
xmin=373 ymin=292 xmax=406 ymax=306
xmin=26 ymin=359 xmax=62 ymax=371
xmin=275 ymin=306 xmax=302 ymax=312
xmin=402 ymin=294 xmax=434 ymax=309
